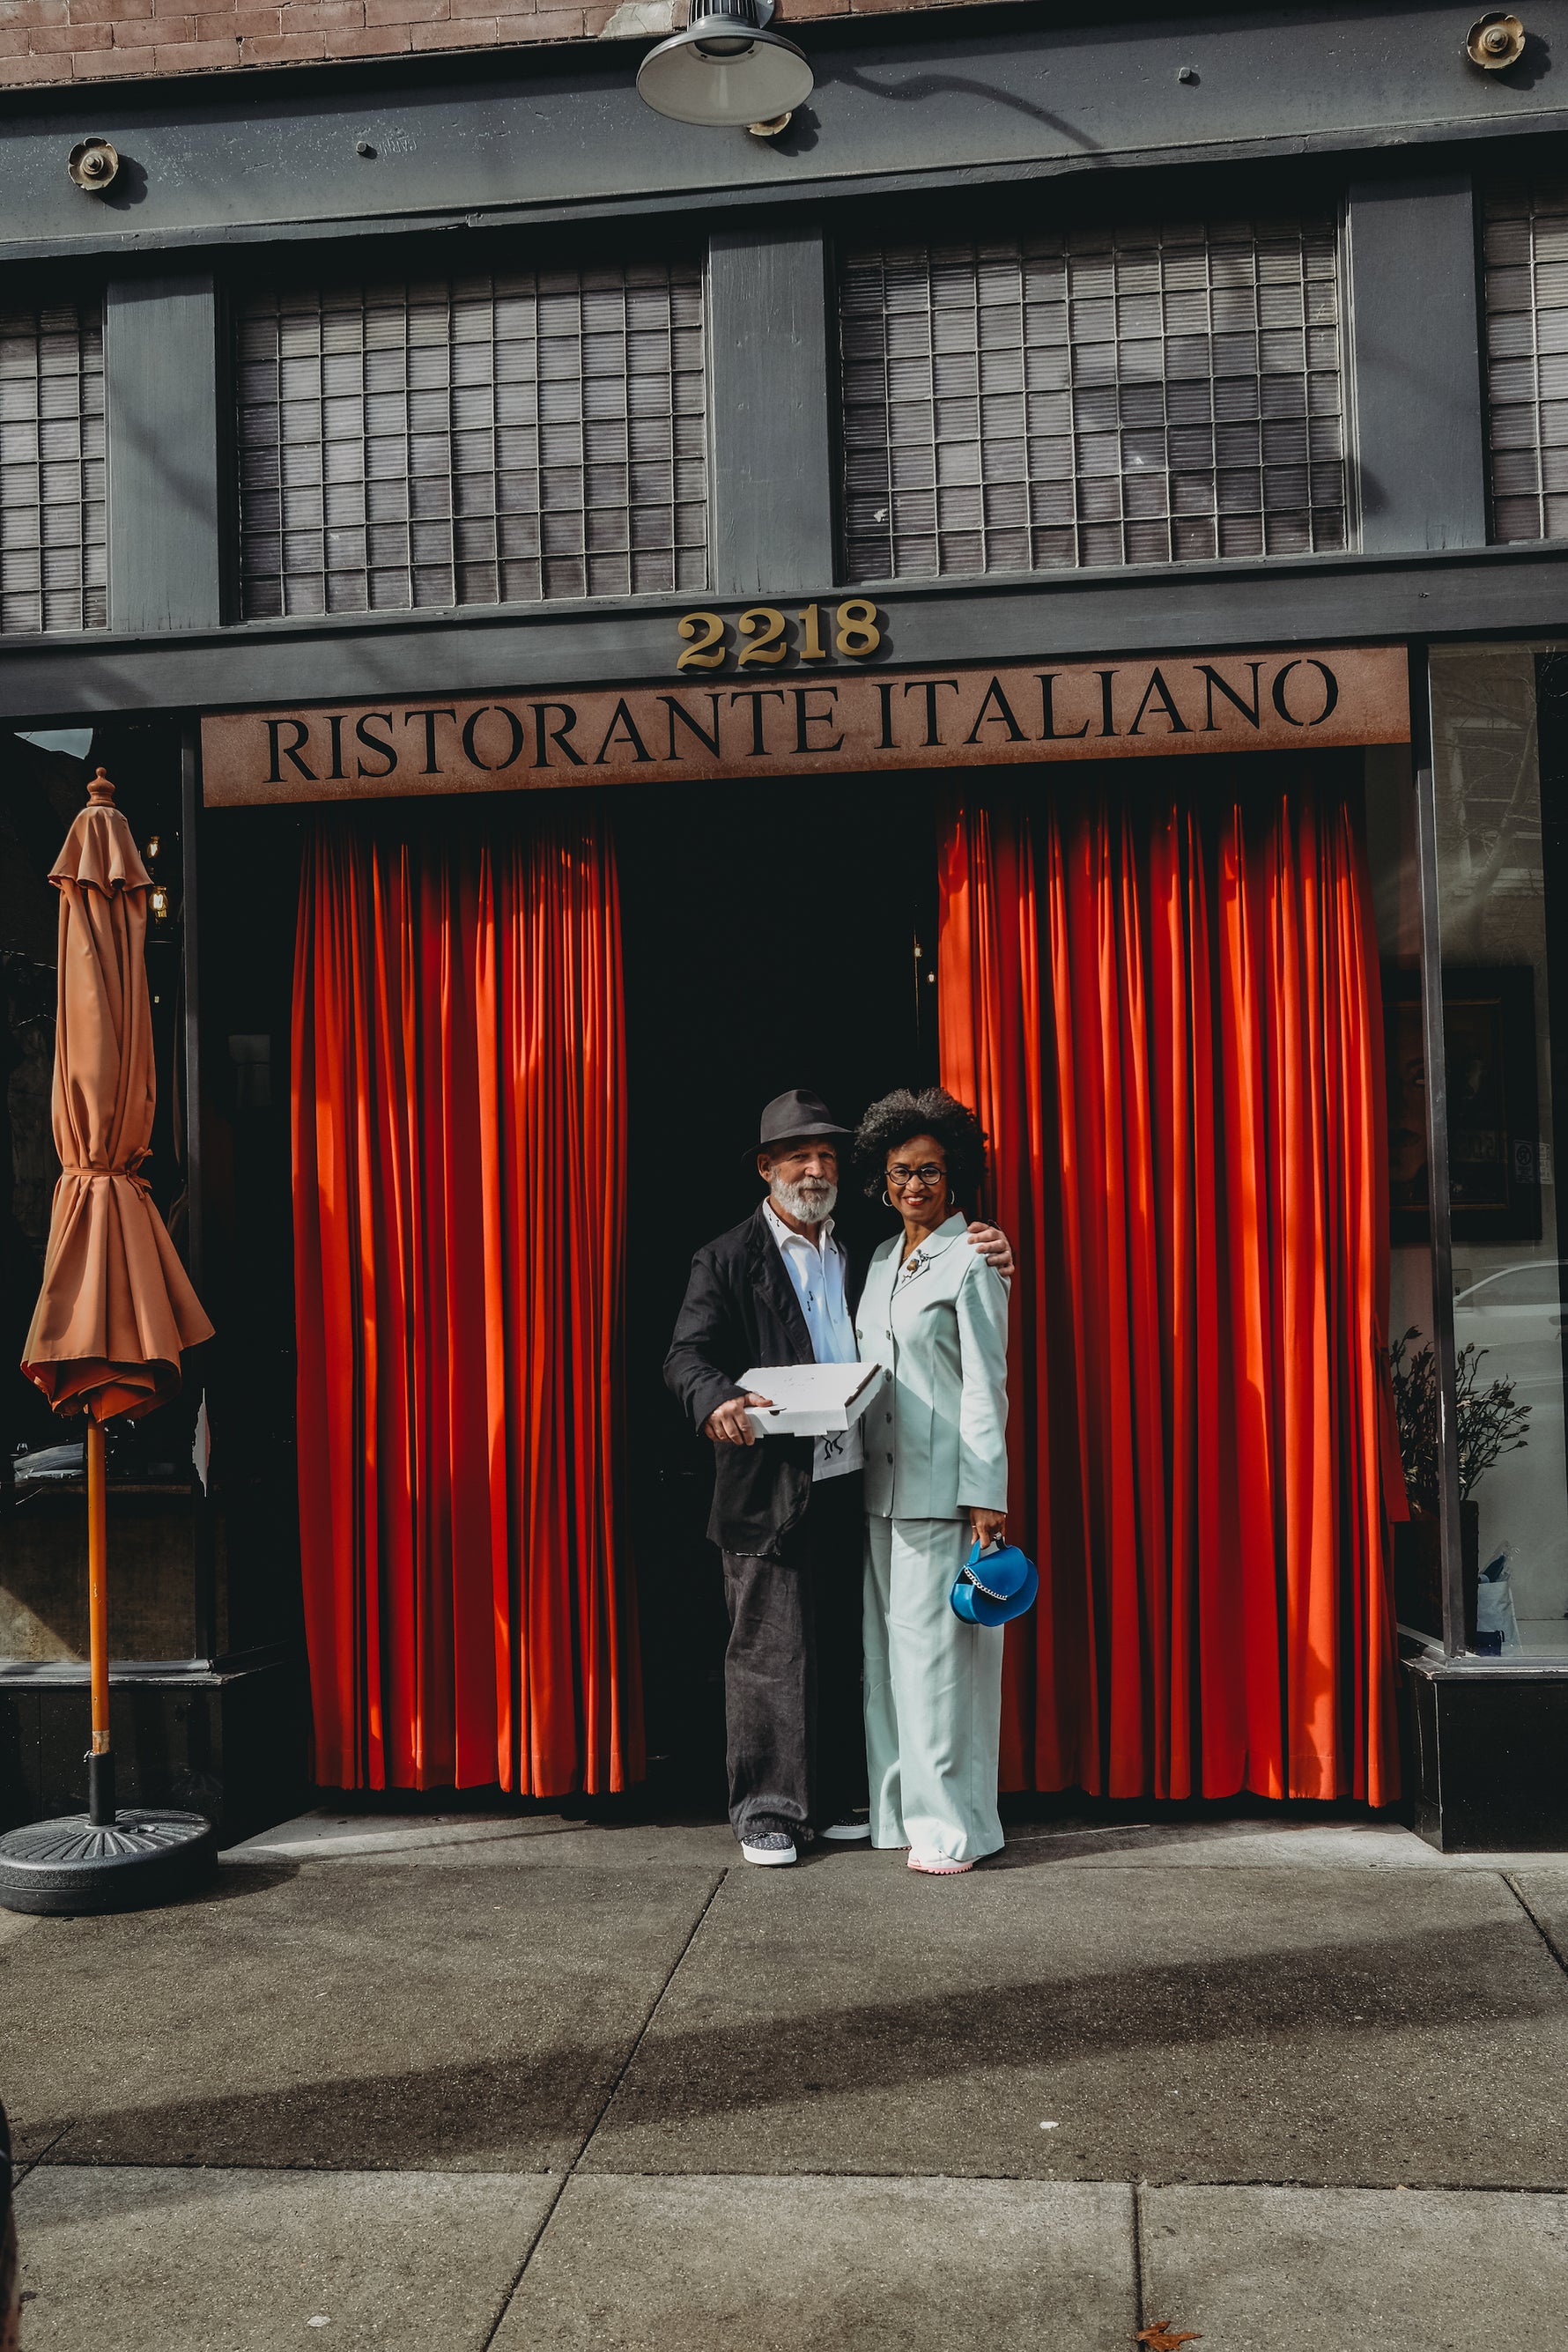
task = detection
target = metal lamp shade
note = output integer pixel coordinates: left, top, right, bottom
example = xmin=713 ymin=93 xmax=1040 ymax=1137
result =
xmin=637 ymin=0 xmax=812 ymax=125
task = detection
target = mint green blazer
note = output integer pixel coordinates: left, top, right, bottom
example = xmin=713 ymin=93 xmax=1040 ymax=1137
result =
xmin=854 ymin=1211 xmax=1010 ymax=1521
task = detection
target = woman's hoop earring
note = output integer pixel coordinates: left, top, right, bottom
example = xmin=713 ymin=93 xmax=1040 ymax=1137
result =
xmin=882 ymin=1189 xmax=892 ymax=1207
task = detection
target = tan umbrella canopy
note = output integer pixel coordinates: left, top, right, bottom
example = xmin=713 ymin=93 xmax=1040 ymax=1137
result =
xmin=16 ymin=764 xmax=212 ymax=1845
xmin=22 ymin=766 xmax=211 ymax=1420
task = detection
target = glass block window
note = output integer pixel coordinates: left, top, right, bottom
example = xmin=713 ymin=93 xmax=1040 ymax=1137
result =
xmin=0 ymin=300 xmax=106 ymax=637
xmin=236 ymin=263 xmax=707 ymax=619
xmin=1483 ymin=185 xmax=1568 ymax=542
xmin=839 ymin=219 xmax=1348 ymax=581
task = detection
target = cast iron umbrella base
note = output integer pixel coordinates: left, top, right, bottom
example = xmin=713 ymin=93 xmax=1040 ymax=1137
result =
xmin=0 ymin=1757 xmax=215 ymax=1916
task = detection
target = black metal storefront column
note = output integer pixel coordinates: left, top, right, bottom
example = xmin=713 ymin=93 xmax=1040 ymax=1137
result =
xmin=181 ymin=717 xmax=218 ymax=1671
xmin=1409 ymin=640 xmax=1468 ymax=1662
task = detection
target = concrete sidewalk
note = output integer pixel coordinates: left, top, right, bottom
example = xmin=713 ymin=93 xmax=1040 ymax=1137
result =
xmin=3 ymin=1808 xmax=1566 ymax=2348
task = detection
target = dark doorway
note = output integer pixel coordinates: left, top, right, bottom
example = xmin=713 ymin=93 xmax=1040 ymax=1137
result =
xmin=614 ymin=773 xmax=940 ymax=1798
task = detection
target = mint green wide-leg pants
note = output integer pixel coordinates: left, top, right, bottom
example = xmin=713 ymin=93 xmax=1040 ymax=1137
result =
xmin=863 ymin=1513 xmax=1005 ymax=1865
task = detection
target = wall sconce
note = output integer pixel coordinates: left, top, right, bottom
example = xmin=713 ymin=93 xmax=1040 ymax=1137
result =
xmin=1466 ymin=11 xmax=1526 ymax=66
xmin=637 ymin=0 xmax=812 ymax=129
xmin=143 ymin=832 xmax=171 ymax=925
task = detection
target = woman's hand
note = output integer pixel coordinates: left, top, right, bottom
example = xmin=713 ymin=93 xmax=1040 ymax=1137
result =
xmin=970 ymin=1507 xmax=1007 ymax=1550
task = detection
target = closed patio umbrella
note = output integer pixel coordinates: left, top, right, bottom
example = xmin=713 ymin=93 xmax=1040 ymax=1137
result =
xmin=1 ymin=766 xmax=216 ymax=1914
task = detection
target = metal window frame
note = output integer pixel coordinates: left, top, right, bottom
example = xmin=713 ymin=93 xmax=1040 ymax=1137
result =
xmin=0 ymin=287 xmax=107 ymax=640
xmin=1333 ymin=185 xmax=1365 ymax=558
xmin=233 ymin=257 xmax=710 ymax=625
xmin=1480 ymin=177 xmax=1568 ymax=547
xmin=833 ymin=209 xmax=1353 ymax=590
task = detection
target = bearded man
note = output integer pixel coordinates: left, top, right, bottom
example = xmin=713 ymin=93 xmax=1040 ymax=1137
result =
xmin=663 ymin=1089 xmax=1012 ymax=1868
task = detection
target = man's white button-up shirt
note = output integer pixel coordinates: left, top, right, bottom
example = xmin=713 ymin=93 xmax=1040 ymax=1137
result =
xmin=761 ymin=1197 xmax=864 ymax=1481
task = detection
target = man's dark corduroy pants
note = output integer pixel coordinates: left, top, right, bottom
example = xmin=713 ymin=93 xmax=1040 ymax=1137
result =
xmin=721 ymin=1468 xmax=867 ymax=1841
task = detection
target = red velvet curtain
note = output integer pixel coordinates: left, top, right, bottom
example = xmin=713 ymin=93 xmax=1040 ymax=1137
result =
xmin=939 ymin=758 xmax=1401 ymax=1807
xmin=291 ymin=802 xmax=642 ymax=1795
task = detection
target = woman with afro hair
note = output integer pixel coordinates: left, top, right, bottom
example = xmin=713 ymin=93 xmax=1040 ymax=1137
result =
xmin=851 ymin=1086 xmax=1010 ymax=1874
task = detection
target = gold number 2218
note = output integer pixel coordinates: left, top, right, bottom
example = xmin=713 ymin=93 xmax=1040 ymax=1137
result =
xmin=675 ymin=600 xmax=881 ymax=669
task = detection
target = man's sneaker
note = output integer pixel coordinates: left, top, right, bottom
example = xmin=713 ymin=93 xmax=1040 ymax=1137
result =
xmin=739 ymin=1831 xmax=797 ymax=1867
xmin=821 ymin=1816 xmax=871 ymax=1842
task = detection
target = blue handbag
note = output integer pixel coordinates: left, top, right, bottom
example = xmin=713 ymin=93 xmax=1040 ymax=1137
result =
xmin=950 ymin=1539 xmax=1039 ymax=1627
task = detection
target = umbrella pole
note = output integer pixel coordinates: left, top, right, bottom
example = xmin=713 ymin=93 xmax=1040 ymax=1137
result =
xmin=0 ymin=1405 xmax=213 ymax=1908
xmin=85 ymin=1418 xmax=115 ymax=1829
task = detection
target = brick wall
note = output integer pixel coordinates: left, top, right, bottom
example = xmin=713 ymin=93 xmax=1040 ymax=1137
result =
xmin=0 ymin=0 xmax=953 ymax=90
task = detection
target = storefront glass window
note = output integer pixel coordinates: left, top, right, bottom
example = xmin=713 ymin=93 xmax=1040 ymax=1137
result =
xmin=838 ymin=215 xmax=1347 ymax=582
xmin=1425 ymin=646 xmax=1568 ymax=1658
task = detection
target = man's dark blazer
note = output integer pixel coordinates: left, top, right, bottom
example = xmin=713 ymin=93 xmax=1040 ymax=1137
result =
xmin=663 ymin=1202 xmax=869 ymax=1560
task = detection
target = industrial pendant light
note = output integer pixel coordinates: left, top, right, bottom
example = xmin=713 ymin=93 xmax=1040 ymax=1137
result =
xmin=636 ymin=0 xmax=813 ymax=128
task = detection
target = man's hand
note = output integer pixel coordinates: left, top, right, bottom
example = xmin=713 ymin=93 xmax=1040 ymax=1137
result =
xmin=704 ymin=1392 xmax=773 ymax=1446
xmin=970 ymin=1507 xmax=1008 ymax=1550
xmin=966 ymin=1221 xmax=1015 ymax=1281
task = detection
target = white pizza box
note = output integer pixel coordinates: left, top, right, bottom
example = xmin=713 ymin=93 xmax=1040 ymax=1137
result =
xmin=739 ymin=1361 xmax=886 ymax=1439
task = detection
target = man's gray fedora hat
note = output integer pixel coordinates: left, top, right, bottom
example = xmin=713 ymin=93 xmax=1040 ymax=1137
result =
xmin=751 ymin=1089 xmax=853 ymax=1157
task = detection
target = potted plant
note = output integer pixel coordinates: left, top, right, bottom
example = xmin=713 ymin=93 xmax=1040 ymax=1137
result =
xmin=1388 ymin=1327 xmax=1531 ymax=1642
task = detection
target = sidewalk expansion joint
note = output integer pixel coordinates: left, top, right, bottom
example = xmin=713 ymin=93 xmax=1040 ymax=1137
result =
xmin=1131 ymin=2178 xmax=1149 ymax=2334
xmin=477 ymin=2173 xmax=571 ymax=2352
xmin=479 ymin=1864 xmax=731 ymax=2348
xmin=569 ymin=1866 xmax=729 ymax=2165
xmin=1502 ymin=1871 xmax=1568 ymax=1980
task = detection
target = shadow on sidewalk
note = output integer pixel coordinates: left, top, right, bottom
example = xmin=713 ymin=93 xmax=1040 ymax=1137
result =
xmin=18 ymin=1912 xmax=1563 ymax=2175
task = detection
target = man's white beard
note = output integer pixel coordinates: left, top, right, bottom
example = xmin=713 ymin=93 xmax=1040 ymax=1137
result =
xmin=771 ymin=1174 xmax=837 ymax=1227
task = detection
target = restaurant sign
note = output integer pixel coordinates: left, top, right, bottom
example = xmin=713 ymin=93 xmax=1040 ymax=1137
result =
xmin=201 ymin=645 xmax=1409 ymax=808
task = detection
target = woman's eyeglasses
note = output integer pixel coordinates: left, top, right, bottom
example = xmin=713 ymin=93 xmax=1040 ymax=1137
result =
xmin=887 ymin=1163 xmax=945 ymax=1190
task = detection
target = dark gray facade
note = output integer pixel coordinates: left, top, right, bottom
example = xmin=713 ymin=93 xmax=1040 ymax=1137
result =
xmin=0 ymin=0 xmax=1563 ymax=719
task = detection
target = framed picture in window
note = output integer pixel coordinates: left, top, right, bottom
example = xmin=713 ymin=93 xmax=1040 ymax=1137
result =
xmin=1385 ymin=965 xmax=1542 ymax=1246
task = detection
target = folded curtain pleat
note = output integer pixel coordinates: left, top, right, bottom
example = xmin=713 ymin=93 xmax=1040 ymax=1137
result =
xmin=291 ymin=802 xmax=640 ymax=1796
xmin=937 ymin=757 xmax=1400 ymax=1806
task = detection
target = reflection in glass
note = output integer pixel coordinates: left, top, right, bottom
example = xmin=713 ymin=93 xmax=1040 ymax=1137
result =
xmin=1428 ymin=647 xmax=1568 ymax=1656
